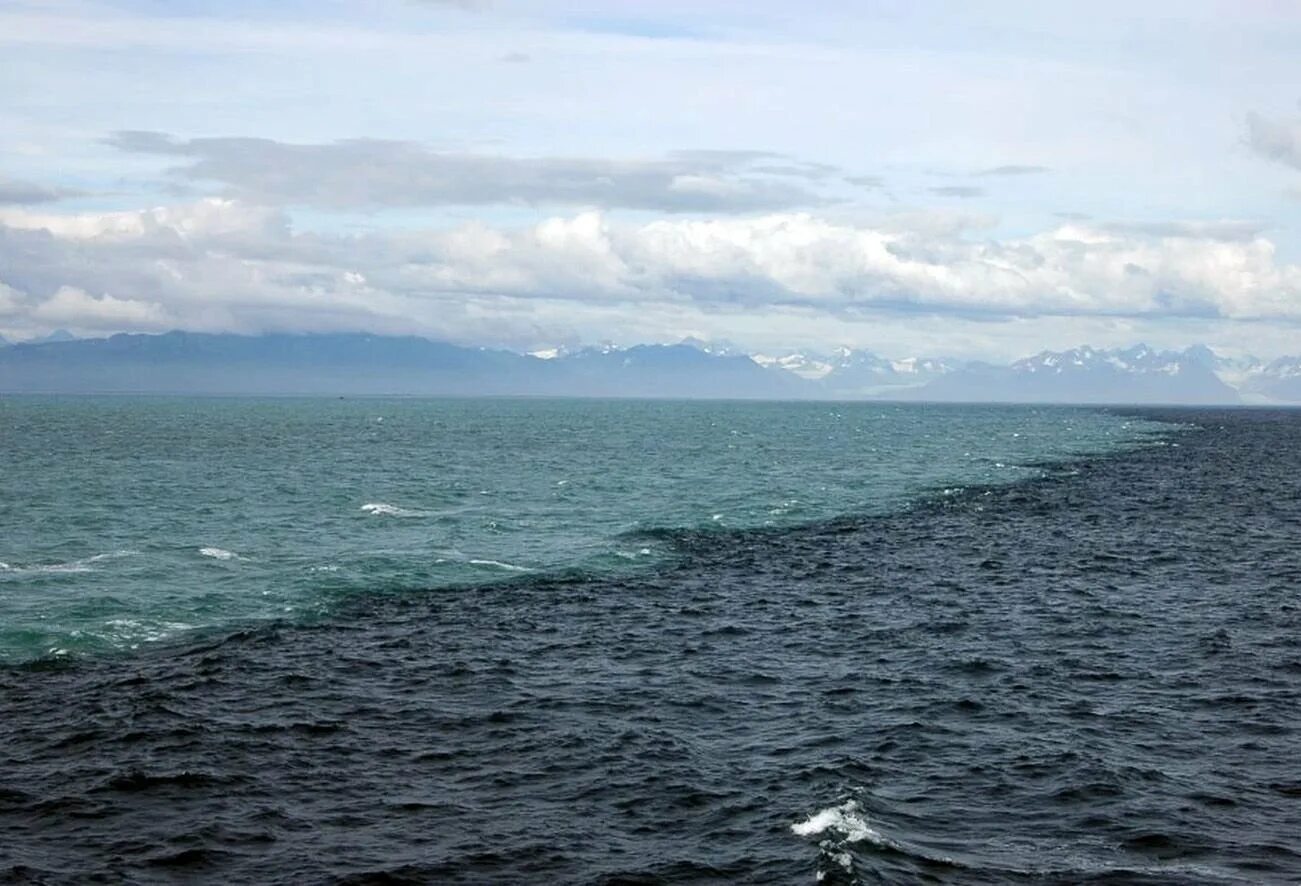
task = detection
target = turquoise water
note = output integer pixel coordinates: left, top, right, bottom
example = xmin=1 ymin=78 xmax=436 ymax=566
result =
xmin=0 ymin=397 xmax=1172 ymax=662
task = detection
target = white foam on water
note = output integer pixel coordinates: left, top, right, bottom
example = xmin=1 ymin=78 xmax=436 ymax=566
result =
xmin=361 ymin=502 xmax=429 ymax=518
xmin=199 ymin=547 xmax=238 ymax=561
xmin=2 ymin=550 xmax=136 ymax=575
xmin=468 ymin=559 xmax=531 ymax=572
xmin=103 ymin=618 xmax=197 ymax=644
xmin=791 ymin=800 xmax=885 ymax=846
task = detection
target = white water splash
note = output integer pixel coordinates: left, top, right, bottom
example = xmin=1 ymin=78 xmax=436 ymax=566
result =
xmin=361 ymin=502 xmax=428 ymax=518
xmin=791 ymin=800 xmax=884 ymax=845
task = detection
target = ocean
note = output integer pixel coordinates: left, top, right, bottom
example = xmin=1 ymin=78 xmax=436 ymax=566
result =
xmin=1 ymin=398 xmax=1298 ymax=883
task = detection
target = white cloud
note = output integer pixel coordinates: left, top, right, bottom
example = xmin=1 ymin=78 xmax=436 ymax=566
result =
xmin=1 ymin=199 xmax=1299 ymax=354
xmin=32 ymin=286 xmax=169 ymax=329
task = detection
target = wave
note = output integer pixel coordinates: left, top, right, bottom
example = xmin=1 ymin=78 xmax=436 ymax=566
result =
xmin=468 ymin=559 xmax=531 ymax=573
xmin=791 ymin=800 xmax=885 ymax=846
xmin=360 ymin=503 xmax=430 ymax=518
xmin=198 ymin=547 xmax=239 ymax=561
xmin=0 ymin=550 xmax=136 ymax=575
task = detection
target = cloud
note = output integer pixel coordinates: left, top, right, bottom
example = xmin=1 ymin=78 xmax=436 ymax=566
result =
xmin=407 ymin=0 xmax=487 ymax=10
xmin=977 ymin=165 xmax=1050 ymax=176
xmin=32 ymin=286 xmax=168 ymax=329
xmin=499 ymin=51 xmax=530 ymax=63
xmin=929 ymin=186 xmax=985 ymax=198
xmin=845 ymin=175 xmax=884 ymax=189
xmin=2 ymin=199 xmax=1299 ymax=349
xmin=0 ymin=178 xmax=81 ymax=205
xmin=1103 ymin=220 xmax=1267 ymax=242
xmin=105 ymin=132 xmax=832 ymax=213
xmin=1245 ymin=111 xmax=1301 ymax=171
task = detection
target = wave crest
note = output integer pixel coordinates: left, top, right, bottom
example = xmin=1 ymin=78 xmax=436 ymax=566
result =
xmin=361 ymin=503 xmax=429 ymax=518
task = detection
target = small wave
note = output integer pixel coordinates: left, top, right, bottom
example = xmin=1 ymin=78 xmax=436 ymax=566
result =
xmin=361 ymin=503 xmax=429 ymax=518
xmin=0 ymin=550 xmax=135 ymax=575
xmin=468 ymin=559 xmax=531 ymax=573
xmin=198 ymin=547 xmax=238 ymax=561
xmin=791 ymin=800 xmax=884 ymax=846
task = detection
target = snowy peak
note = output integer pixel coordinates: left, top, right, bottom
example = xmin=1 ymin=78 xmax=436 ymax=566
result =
xmin=1012 ymin=344 xmax=1227 ymax=378
xmin=926 ymin=343 xmax=1243 ymax=404
xmin=751 ymin=351 xmax=836 ymax=380
xmin=750 ymin=347 xmax=958 ymax=389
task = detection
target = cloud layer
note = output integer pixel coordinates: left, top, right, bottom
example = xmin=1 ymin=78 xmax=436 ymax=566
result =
xmin=107 ymin=132 xmax=836 ymax=213
xmin=1 ymin=198 xmax=1297 ymax=352
xmin=0 ymin=178 xmax=80 ymax=205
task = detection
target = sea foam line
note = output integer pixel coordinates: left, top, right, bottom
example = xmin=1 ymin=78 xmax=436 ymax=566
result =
xmin=468 ymin=559 xmax=531 ymax=573
xmin=0 ymin=550 xmax=136 ymax=575
xmin=361 ymin=502 xmax=430 ymax=518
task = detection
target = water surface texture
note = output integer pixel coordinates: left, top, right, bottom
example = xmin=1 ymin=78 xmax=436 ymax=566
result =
xmin=3 ymin=402 xmax=1300 ymax=884
xmin=1 ymin=398 xmax=1163 ymax=661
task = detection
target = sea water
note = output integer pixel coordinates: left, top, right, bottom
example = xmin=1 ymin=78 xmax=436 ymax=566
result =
xmin=0 ymin=397 xmax=1167 ymax=662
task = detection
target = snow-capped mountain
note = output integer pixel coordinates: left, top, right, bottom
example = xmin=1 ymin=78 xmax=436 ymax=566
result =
xmin=9 ymin=332 xmax=1297 ymax=403
xmin=1236 ymin=355 xmax=1301 ymax=403
xmin=920 ymin=344 xmax=1241 ymax=404
xmin=822 ymin=348 xmax=958 ymax=396
xmin=750 ymin=346 xmax=959 ymax=392
xmin=750 ymin=351 xmax=836 ymax=380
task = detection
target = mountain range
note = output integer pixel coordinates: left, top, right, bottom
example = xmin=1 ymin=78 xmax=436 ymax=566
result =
xmin=1 ymin=331 xmax=1299 ymax=404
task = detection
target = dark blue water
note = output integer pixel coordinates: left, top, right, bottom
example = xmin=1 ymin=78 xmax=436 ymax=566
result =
xmin=2 ymin=406 xmax=1299 ymax=883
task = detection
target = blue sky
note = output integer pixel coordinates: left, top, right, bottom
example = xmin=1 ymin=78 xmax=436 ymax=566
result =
xmin=1 ymin=0 xmax=1300 ymax=359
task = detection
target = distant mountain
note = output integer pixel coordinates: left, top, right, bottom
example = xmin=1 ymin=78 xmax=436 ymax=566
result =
xmin=752 ymin=347 xmax=959 ymax=395
xmin=752 ymin=350 xmax=836 ymax=380
xmin=0 ymin=331 xmax=802 ymax=399
xmin=822 ymin=349 xmax=958 ymax=397
xmin=2 ymin=332 xmax=1298 ymax=403
xmin=1238 ymin=356 xmax=1301 ymax=403
xmin=915 ymin=344 xmax=1241 ymax=404
xmin=27 ymin=329 xmax=78 ymax=345
xmin=554 ymin=343 xmax=804 ymax=398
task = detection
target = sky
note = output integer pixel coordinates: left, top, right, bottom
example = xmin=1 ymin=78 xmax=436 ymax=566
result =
xmin=1 ymin=0 xmax=1300 ymax=360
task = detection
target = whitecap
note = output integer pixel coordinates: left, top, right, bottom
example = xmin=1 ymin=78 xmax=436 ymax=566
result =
xmin=791 ymin=800 xmax=884 ymax=846
xmin=468 ymin=558 xmax=531 ymax=573
xmin=199 ymin=547 xmax=238 ymax=561
xmin=360 ymin=502 xmax=428 ymax=518
xmin=4 ymin=550 xmax=136 ymax=575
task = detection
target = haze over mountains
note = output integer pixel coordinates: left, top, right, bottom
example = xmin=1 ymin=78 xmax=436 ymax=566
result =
xmin=1 ymin=331 xmax=1299 ymax=404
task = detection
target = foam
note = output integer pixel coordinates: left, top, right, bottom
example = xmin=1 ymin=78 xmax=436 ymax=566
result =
xmin=468 ymin=559 xmax=531 ymax=572
xmin=199 ymin=547 xmax=238 ymax=561
xmin=1 ymin=550 xmax=136 ymax=575
xmin=791 ymin=800 xmax=884 ymax=845
xmin=361 ymin=503 xmax=428 ymax=518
